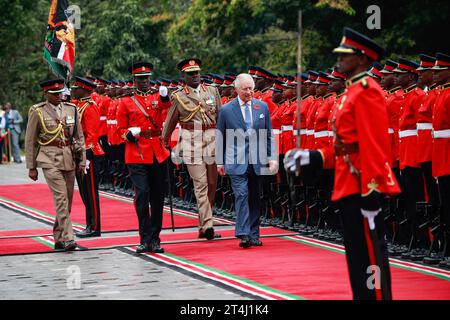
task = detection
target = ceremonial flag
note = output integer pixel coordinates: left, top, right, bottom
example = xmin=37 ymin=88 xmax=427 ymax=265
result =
xmin=43 ymin=0 xmax=75 ymax=80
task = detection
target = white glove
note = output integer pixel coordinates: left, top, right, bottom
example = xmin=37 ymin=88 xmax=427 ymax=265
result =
xmin=284 ymin=149 xmax=310 ymax=173
xmin=361 ymin=208 xmax=381 ymax=230
xmin=85 ymin=160 xmax=90 ymax=174
xmin=128 ymin=127 xmax=141 ymax=137
xmin=159 ymin=85 xmax=168 ymax=97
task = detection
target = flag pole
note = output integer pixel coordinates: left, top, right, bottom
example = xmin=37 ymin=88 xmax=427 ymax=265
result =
xmin=295 ymin=10 xmax=302 ymax=176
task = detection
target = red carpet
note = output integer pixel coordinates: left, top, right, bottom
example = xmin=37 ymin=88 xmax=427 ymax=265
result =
xmin=0 ymin=229 xmax=53 ymax=238
xmin=139 ymin=236 xmax=450 ymax=300
xmin=0 ymin=227 xmax=294 ymax=256
xmin=0 ymin=184 xmax=231 ymax=232
xmin=0 ymin=238 xmax=52 ymax=255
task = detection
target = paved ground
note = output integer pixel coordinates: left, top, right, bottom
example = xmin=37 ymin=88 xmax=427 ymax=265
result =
xmin=0 ymin=162 xmax=252 ymax=300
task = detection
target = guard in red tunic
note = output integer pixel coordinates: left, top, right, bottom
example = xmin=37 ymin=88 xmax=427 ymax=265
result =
xmin=71 ymin=77 xmax=105 ymax=237
xmin=304 ymin=71 xmax=319 ymax=149
xmin=367 ymin=62 xmax=384 ymax=85
xmin=250 ymin=66 xmax=277 ymax=114
xmin=416 ymin=54 xmax=440 ymax=221
xmin=117 ymin=61 xmax=171 ymax=254
xmin=220 ymin=74 xmax=237 ymax=105
xmin=380 ymin=60 xmax=403 ymax=171
xmin=431 ymin=53 xmax=450 ymax=268
xmin=285 ymin=27 xmax=400 ymax=300
xmin=293 ymin=73 xmax=312 ymax=149
xmin=313 ymin=72 xmax=335 ymax=151
xmin=394 ymin=58 xmax=428 ymax=259
xmin=379 ymin=60 xmax=407 ymax=255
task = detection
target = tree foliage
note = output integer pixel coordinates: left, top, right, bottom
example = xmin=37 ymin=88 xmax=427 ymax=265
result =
xmin=1 ymin=0 xmax=449 ymax=113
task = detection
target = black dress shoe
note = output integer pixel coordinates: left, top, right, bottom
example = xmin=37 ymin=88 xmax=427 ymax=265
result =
xmin=239 ymin=236 xmax=251 ymax=248
xmin=63 ymin=240 xmax=77 ymax=251
xmin=198 ymin=230 xmax=222 ymax=239
xmin=150 ymin=241 xmax=165 ymax=253
xmin=204 ymin=227 xmax=221 ymax=240
xmin=54 ymin=242 xmax=64 ymax=250
xmin=76 ymin=228 xmax=101 ymax=238
xmin=136 ymin=243 xmax=151 ymax=254
xmin=250 ymin=239 xmax=263 ymax=246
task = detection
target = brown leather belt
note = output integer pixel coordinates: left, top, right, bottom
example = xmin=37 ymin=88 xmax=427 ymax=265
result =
xmin=180 ymin=123 xmax=216 ymax=131
xmin=41 ymin=140 xmax=72 ymax=148
xmin=140 ymin=129 xmax=162 ymax=139
xmin=334 ymin=142 xmax=359 ymax=156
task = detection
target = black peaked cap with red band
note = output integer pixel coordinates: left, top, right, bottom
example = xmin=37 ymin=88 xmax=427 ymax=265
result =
xmin=333 ymin=27 xmax=385 ymax=61
xmin=128 ymin=61 xmax=153 ymax=76
xmin=40 ymin=79 xmax=65 ymax=94
xmin=417 ymin=54 xmax=436 ymax=71
xmin=71 ymin=76 xmax=97 ymax=91
xmin=380 ymin=60 xmax=398 ymax=74
xmin=432 ymin=53 xmax=450 ymax=70
xmin=394 ymin=58 xmax=419 ymax=74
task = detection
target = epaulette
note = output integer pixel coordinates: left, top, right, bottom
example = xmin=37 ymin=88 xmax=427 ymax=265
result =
xmin=170 ymin=91 xmax=180 ymax=101
xmin=64 ymin=102 xmax=77 ymax=107
xmin=429 ymin=83 xmax=439 ymax=91
xmin=361 ymin=78 xmax=368 ymax=89
xmin=441 ymin=82 xmax=450 ymax=90
xmin=403 ymin=84 xmax=417 ymax=94
xmin=171 ymin=87 xmax=183 ymax=96
xmin=30 ymin=102 xmax=46 ymax=110
xmin=387 ymin=86 xmax=402 ymax=95
xmin=345 ymin=72 xmax=369 ymax=88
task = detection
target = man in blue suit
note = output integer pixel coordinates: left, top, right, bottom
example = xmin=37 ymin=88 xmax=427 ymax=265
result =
xmin=217 ymin=73 xmax=278 ymax=248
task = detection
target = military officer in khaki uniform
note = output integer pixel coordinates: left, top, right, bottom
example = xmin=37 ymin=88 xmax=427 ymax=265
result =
xmin=162 ymin=58 xmax=221 ymax=240
xmin=25 ymin=79 xmax=86 ymax=251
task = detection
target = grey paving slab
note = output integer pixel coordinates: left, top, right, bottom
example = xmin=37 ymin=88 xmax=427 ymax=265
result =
xmin=0 ymin=162 xmax=257 ymax=301
xmin=0 ymin=248 xmax=253 ymax=300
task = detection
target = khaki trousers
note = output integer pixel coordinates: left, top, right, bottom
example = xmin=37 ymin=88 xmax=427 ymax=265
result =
xmin=186 ymin=163 xmax=218 ymax=231
xmin=42 ymin=168 xmax=75 ymax=242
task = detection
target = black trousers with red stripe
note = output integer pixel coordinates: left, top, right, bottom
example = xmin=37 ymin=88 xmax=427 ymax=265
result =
xmin=400 ymin=166 xmax=426 ymax=247
xmin=421 ymin=162 xmax=439 ymax=216
xmin=337 ymin=194 xmax=392 ymax=300
xmin=76 ymin=155 xmax=103 ymax=232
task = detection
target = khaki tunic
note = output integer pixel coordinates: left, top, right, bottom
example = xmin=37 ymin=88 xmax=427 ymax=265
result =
xmin=162 ymin=85 xmax=221 ymax=231
xmin=25 ymin=101 xmax=86 ymax=243
xmin=25 ymin=101 xmax=85 ymax=170
xmin=162 ymin=85 xmax=221 ymax=165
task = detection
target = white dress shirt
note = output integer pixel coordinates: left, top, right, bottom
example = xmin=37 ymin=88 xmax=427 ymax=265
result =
xmin=237 ymin=96 xmax=253 ymax=126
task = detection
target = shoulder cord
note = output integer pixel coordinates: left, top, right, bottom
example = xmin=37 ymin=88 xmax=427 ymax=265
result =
xmin=35 ymin=108 xmax=64 ymax=146
xmin=175 ymin=94 xmax=208 ymax=123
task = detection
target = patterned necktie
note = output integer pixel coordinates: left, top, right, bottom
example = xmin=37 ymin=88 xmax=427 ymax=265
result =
xmin=244 ymin=102 xmax=252 ymax=130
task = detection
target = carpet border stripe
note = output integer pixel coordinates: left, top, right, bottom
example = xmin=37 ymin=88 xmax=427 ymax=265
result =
xmin=283 ymin=235 xmax=450 ymax=281
xmin=123 ymin=246 xmax=303 ymax=301
xmin=98 ymin=190 xmax=234 ymax=225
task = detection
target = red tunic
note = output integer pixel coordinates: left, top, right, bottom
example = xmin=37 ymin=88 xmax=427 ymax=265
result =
xmin=305 ymin=98 xmax=321 ymax=149
xmin=293 ymin=95 xmax=313 ymax=149
xmin=117 ymin=93 xmax=171 ymax=164
xmin=385 ymin=87 xmax=403 ymax=168
xmin=432 ymin=83 xmax=450 ymax=177
xmin=320 ymin=74 xmax=400 ymax=201
xmin=260 ymin=89 xmax=277 ymax=115
xmin=417 ymin=86 xmax=439 ymax=163
xmin=92 ymin=93 xmax=109 ymax=137
xmin=314 ymin=93 xmax=335 ymax=150
xmin=76 ymin=99 xmax=104 ymax=156
xmin=319 ymin=93 xmax=344 ymax=170
xmin=270 ymin=102 xmax=286 ymax=155
xmin=107 ymin=98 xmax=121 ymax=146
xmin=280 ymin=99 xmax=296 ymax=154
xmin=399 ymin=85 xmax=425 ymax=169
